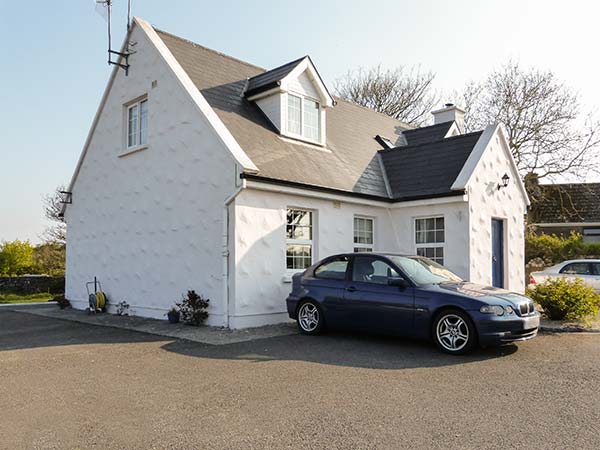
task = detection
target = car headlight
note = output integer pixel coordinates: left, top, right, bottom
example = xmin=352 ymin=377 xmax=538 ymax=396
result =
xmin=480 ymin=305 xmax=505 ymax=316
xmin=504 ymin=305 xmax=515 ymax=315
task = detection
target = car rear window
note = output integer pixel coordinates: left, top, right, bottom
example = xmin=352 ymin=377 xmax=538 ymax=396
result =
xmin=560 ymin=263 xmax=591 ymax=275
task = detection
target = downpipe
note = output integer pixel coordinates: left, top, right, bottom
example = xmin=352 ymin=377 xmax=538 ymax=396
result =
xmin=222 ymin=177 xmax=246 ymax=329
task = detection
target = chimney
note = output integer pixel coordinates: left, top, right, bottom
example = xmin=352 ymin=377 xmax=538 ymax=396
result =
xmin=431 ymin=103 xmax=465 ymax=134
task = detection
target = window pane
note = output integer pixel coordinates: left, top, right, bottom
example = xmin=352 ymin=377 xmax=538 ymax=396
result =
xmin=416 ymin=219 xmax=424 ymax=232
xmin=315 ymin=258 xmax=348 ymax=280
xmin=436 ymin=217 xmax=445 ymax=230
xmin=426 ymin=231 xmax=435 ymax=243
xmin=139 ymin=100 xmax=148 ymax=145
xmin=426 ymin=218 xmax=435 ymax=230
xmin=435 ymin=230 xmax=444 ymax=243
xmin=128 ymin=104 xmax=139 ymax=147
xmin=286 ymin=244 xmax=312 ymax=269
xmin=303 ymin=99 xmax=320 ymax=141
xmin=354 ymin=247 xmax=373 ymax=253
xmin=287 ymin=95 xmax=301 ymax=135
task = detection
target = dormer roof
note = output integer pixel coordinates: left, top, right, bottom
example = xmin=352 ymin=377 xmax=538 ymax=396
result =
xmin=245 ymin=55 xmax=335 ymax=107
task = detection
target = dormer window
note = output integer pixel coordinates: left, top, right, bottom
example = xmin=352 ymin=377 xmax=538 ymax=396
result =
xmin=287 ymin=94 xmax=320 ymax=142
xmin=245 ymin=56 xmax=334 ymax=147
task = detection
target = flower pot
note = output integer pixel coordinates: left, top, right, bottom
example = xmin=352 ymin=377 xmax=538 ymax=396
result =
xmin=167 ymin=310 xmax=180 ymax=324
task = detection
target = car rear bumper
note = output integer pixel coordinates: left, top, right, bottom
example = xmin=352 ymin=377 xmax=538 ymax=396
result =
xmin=473 ymin=312 xmax=541 ymax=346
xmin=286 ymin=296 xmax=300 ymax=320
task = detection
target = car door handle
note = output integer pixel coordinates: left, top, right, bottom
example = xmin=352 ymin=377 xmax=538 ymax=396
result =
xmin=346 ymin=286 xmax=357 ymax=292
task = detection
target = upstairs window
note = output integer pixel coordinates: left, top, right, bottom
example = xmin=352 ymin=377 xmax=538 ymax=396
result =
xmin=415 ymin=217 xmax=445 ymax=265
xmin=287 ymin=93 xmax=321 ymax=142
xmin=127 ymin=99 xmax=148 ymax=148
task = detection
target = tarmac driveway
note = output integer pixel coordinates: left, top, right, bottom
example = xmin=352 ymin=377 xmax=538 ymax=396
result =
xmin=1 ymin=310 xmax=600 ymax=450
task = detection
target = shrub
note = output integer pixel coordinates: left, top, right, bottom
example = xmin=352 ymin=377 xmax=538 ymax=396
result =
xmin=527 ymin=277 xmax=600 ymax=321
xmin=176 ymin=290 xmax=209 ymax=326
xmin=525 ymin=231 xmax=600 ymax=265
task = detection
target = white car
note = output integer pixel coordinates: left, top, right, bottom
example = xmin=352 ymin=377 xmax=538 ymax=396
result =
xmin=529 ymin=260 xmax=600 ymax=292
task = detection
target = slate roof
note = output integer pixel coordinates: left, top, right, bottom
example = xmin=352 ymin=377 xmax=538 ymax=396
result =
xmin=402 ymin=122 xmax=454 ymax=146
xmin=379 ymin=131 xmax=483 ymax=200
xmin=245 ymin=57 xmax=305 ymax=98
xmin=529 ymin=183 xmax=600 ymax=223
xmin=156 ymin=28 xmax=483 ymax=202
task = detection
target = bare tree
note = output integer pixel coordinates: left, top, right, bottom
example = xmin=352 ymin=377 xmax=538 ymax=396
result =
xmin=459 ymin=61 xmax=600 ymax=180
xmin=41 ymin=185 xmax=67 ymax=245
xmin=334 ymin=65 xmax=439 ymax=126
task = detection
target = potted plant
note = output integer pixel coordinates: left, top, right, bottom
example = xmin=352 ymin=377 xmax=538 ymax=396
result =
xmin=167 ymin=307 xmax=180 ymax=324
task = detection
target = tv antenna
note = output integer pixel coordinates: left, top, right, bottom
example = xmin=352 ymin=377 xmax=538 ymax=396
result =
xmin=95 ymin=0 xmax=133 ymax=75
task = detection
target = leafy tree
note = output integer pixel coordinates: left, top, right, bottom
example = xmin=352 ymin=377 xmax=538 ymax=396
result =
xmin=42 ymin=185 xmax=67 ymax=245
xmin=32 ymin=242 xmax=66 ymax=277
xmin=460 ymin=61 xmax=600 ymax=180
xmin=335 ymin=65 xmax=439 ymax=126
xmin=0 ymin=240 xmax=34 ymax=276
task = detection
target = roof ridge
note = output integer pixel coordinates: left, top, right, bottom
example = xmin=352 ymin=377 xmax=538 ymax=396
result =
xmin=332 ymin=96 xmax=414 ymax=130
xmin=379 ymin=130 xmax=483 ymax=153
xmin=153 ymin=27 xmax=267 ymax=72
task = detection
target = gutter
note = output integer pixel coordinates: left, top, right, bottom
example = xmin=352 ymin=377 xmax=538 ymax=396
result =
xmin=222 ymin=177 xmax=246 ymax=329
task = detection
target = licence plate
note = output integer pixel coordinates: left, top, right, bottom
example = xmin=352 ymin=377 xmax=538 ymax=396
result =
xmin=522 ymin=315 xmax=540 ymax=329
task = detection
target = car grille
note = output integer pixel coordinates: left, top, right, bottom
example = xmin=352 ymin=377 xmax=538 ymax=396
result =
xmin=518 ymin=301 xmax=536 ymax=316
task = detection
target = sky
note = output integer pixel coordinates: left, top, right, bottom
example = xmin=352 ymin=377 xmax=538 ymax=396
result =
xmin=1 ymin=0 xmax=599 ymax=243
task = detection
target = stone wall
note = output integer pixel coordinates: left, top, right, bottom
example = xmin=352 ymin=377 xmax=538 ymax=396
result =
xmin=0 ymin=277 xmax=65 ymax=294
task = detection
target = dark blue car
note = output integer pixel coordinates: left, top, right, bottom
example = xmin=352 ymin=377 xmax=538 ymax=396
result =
xmin=286 ymin=253 xmax=540 ymax=354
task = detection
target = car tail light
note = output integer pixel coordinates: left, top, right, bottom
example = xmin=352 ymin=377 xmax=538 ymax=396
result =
xmin=529 ymin=274 xmax=536 ymax=285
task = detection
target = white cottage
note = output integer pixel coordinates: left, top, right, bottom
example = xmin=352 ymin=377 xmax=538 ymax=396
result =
xmin=63 ymin=17 xmax=529 ymax=328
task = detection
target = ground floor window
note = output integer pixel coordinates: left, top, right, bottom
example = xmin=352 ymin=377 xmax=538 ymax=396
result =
xmin=583 ymin=228 xmax=600 ymax=243
xmin=286 ymin=209 xmax=313 ymax=270
xmin=354 ymin=217 xmax=374 ymax=252
xmin=415 ymin=216 xmax=445 ymax=265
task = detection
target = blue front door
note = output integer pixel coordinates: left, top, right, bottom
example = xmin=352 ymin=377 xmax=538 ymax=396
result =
xmin=491 ymin=219 xmax=504 ymax=288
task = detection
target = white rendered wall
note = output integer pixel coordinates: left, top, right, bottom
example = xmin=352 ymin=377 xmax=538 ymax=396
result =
xmin=466 ymin=133 xmax=527 ymax=292
xmin=388 ymin=202 xmax=471 ymax=280
xmin=230 ymin=188 xmax=471 ymax=328
xmin=65 ymin=25 xmax=238 ymax=324
xmin=256 ymin=94 xmax=282 ymax=131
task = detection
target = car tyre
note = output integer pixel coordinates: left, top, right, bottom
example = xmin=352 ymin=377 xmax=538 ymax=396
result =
xmin=296 ymin=300 xmax=325 ymax=335
xmin=433 ymin=309 xmax=477 ymax=355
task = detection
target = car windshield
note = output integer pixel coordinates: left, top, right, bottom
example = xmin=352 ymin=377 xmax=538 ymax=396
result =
xmin=387 ymin=256 xmax=463 ymax=285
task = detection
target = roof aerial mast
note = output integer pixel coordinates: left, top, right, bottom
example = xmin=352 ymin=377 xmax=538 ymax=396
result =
xmin=94 ymin=0 xmax=133 ymax=75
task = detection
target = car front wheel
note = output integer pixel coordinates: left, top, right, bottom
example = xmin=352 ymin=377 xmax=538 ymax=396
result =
xmin=433 ymin=310 xmax=476 ymax=355
xmin=297 ymin=300 xmax=324 ymax=335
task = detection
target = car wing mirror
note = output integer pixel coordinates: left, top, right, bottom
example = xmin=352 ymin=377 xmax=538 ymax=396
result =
xmin=388 ymin=277 xmax=407 ymax=288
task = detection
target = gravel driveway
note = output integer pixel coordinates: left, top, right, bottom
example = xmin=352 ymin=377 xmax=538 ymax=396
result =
xmin=1 ymin=310 xmax=600 ymax=450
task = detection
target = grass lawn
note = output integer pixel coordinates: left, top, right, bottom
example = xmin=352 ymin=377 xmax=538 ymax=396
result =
xmin=0 ymin=292 xmax=55 ymax=304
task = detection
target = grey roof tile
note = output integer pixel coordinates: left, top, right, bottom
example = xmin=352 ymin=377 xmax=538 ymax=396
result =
xmin=529 ymin=183 xmax=600 ymax=223
xmin=379 ymin=131 xmax=483 ymax=200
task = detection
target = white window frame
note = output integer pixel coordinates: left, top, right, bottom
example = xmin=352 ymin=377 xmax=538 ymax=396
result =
xmin=414 ymin=216 xmax=445 ymax=265
xmin=353 ymin=216 xmax=374 ymax=253
xmin=285 ymin=93 xmax=321 ymax=144
xmin=124 ymin=97 xmax=148 ymax=154
xmin=285 ymin=208 xmax=315 ymax=272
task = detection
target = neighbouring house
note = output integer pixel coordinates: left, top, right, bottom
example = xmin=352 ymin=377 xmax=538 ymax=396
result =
xmin=62 ymin=17 xmax=529 ymax=328
xmin=528 ymin=182 xmax=600 ymax=243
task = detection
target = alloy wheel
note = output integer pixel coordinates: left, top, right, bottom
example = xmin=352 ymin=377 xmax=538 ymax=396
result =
xmin=436 ymin=314 xmax=469 ymax=352
xmin=298 ymin=303 xmax=320 ymax=332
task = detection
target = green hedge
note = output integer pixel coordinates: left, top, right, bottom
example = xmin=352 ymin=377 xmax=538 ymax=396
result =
xmin=527 ymin=277 xmax=600 ymax=321
xmin=525 ymin=231 xmax=600 ymax=265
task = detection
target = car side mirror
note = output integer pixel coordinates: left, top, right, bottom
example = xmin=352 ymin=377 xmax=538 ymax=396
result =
xmin=388 ymin=277 xmax=407 ymax=288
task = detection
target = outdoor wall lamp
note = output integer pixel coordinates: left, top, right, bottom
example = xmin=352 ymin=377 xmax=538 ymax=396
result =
xmin=497 ymin=173 xmax=510 ymax=190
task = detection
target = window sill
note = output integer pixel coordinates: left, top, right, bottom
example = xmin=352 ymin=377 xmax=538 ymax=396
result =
xmin=119 ymin=145 xmax=148 ymax=157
